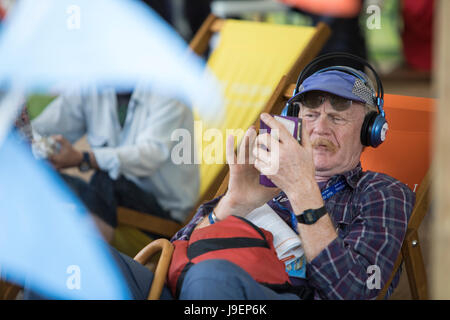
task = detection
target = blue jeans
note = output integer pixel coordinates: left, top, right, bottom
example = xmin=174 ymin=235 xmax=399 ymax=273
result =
xmin=60 ymin=171 xmax=172 ymax=228
xmin=178 ymin=260 xmax=301 ymax=300
xmin=114 ymin=254 xmax=300 ymax=300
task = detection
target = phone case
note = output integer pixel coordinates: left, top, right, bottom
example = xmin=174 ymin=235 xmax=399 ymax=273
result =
xmin=259 ymin=115 xmax=302 ymax=187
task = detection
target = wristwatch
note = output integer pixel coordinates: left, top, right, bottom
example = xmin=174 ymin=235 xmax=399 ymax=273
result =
xmin=296 ymin=206 xmax=327 ymax=225
xmin=78 ymin=151 xmax=92 ymax=172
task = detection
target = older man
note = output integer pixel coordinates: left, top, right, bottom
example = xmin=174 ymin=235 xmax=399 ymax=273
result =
xmin=166 ymin=64 xmax=415 ymax=300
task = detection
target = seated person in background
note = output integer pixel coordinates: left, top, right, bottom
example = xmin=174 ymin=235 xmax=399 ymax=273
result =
xmin=31 ymin=83 xmax=199 ymax=242
xmin=281 ymin=0 xmax=367 ymax=70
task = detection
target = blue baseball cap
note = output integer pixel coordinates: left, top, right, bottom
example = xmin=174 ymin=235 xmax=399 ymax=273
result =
xmin=290 ymin=68 xmax=377 ymax=107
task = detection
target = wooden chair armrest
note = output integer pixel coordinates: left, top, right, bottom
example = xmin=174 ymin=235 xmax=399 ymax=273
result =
xmin=134 ymin=239 xmax=174 ymax=300
xmin=0 ymin=280 xmax=21 ymax=300
xmin=117 ymin=206 xmax=182 ymax=238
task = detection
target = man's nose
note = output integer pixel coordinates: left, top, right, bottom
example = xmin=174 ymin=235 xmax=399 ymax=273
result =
xmin=312 ymin=113 xmax=332 ymax=135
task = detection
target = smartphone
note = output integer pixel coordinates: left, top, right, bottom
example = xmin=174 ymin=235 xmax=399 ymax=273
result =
xmin=259 ymin=115 xmax=302 ymax=187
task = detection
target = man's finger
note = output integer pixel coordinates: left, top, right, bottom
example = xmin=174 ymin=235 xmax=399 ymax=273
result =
xmin=255 ymin=133 xmax=272 ymax=152
xmin=237 ymin=126 xmax=257 ymax=165
xmin=252 ymin=144 xmax=272 ymax=165
xmin=51 ymin=134 xmax=64 ymax=142
xmin=254 ymin=158 xmax=278 ymax=178
xmin=260 ymin=113 xmax=292 ymax=142
xmin=226 ymin=134 xmax=237 ymax=165
xmin=247 ymin=126 xmax=257 ymax=164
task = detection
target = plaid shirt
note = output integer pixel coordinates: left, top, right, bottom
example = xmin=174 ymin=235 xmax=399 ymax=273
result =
xmin=171 ymin=163 xmax=415 ymax=300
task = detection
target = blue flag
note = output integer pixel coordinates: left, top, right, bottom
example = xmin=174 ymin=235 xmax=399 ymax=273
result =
xmin=0 ymin=131 xmax=132 ymax=299
xmin=0 ymin=0 xmax=223 ymax=123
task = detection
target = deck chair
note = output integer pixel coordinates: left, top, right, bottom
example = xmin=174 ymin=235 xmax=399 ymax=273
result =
xmin=138 ymin=91 xmax=434 ymax=300
xmin=361 ymin=94 xmax=434 ymax=300
xmin=113 ymin=14 xmax=331 ymax=257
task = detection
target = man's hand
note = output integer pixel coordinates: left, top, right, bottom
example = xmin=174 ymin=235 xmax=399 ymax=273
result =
xmin=214 ymin=126 xmax=280 ymax=220
xmin=254 ymin=114 xmax=337 ymax=262
xmin=253 ymin=113 xmax=323 ymax=212
xmin=48 ymin=135 xmax=83 ymax=170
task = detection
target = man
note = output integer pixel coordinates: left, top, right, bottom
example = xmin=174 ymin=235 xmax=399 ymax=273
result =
xmin=31 ymin=83 xmax=199 ymax=242
xmin=164 ymin=67 xmax=415 ymax=300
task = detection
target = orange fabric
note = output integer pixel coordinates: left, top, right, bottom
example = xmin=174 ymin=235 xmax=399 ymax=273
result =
xmin=360 ymin=94 xmax=435 ymax=191
xmin=278 ymin=0 xmax=361 ymax=18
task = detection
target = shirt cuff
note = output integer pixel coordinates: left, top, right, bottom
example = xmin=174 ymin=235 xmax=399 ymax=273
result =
xmin=91 ymin=147 xmax=121 ymax=179
xmin=306 ymin=237 xmax=346 ymax=294
xmin=170 ymin=196 xmax=223 ymax=242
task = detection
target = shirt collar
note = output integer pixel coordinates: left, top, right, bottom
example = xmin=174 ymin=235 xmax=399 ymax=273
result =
xmin=322 ymin=162 xmax=363 ymax=190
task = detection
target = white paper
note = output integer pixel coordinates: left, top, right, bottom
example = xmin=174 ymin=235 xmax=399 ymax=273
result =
xmin=246 ymin=203 xmax=304 ymax=264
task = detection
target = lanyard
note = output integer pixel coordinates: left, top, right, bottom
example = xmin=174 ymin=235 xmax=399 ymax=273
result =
xmin=273 ymin=179 xmax=347 ymax=233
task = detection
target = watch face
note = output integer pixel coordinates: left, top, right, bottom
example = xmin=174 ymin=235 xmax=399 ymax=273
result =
xmin=79 ymin=162 xmax=90 ymax=172
xmin=297 ymin=206 xmax=327 ymax=225
xmin=304 ymin=212 xmax=315 ymax=224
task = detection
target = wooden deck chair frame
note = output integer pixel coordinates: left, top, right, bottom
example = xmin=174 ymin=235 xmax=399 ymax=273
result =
xmin=116 ymin=14 xmax=331 ymax=239
xmin=0 ymin=279 xmax=21 ymax=300
xmin=376 ymin=169 xmax=430 ymax=300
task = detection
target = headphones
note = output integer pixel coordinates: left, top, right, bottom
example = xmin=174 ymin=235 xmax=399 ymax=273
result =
xmin=282 ymin=52 xmax=388 ymax=148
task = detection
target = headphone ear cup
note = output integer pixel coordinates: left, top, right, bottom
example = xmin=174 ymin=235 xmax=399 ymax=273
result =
xmin=370 ymin=114 xmax=388 ymax=148
xmin=360 ymin=111 xmax=378 ymax=147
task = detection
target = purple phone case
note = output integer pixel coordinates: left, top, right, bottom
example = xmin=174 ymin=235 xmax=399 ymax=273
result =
xmin=259 ymin=115 xmax=302 ymax=187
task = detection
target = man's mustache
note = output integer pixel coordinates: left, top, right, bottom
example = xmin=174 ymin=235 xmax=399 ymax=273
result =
xmin=311 ymin=138 xmax=338 ymax=153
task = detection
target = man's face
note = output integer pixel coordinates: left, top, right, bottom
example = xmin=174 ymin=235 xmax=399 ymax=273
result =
xmin=299 ymin=92 xmax=366 ymax=177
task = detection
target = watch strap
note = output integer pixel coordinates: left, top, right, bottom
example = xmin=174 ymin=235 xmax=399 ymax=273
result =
xmin=296 ymin=206 xmax=327 ymax=225
xmin=78 ymin=151 xmax=91 ymax=172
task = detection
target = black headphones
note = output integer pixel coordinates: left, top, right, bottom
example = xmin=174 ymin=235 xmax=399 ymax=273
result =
xmin=282 ymin=52 xmax=388 ymax=148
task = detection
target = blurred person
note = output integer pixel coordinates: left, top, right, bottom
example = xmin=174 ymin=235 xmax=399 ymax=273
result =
xmin=401 ymin=0 xmax=434 ymax=72
xmin=31 ymin=84 xmax=199 ymax=242
xmin=279 ymin=0 xmax=367 ymax=70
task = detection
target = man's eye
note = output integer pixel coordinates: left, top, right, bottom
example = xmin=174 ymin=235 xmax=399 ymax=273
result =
xmin=304 ymin=113 xmax=316 ymax=119
xmin=331 ymin=116 xmax=346 ymax=124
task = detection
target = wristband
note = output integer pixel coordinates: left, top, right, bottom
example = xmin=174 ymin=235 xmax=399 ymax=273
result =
xmin=208 ymin=210 xmax=220 ymax=225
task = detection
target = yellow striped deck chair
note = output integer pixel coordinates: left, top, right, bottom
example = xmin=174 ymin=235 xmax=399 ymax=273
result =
xmin=113 ymin=14 xmax=330 ymax=258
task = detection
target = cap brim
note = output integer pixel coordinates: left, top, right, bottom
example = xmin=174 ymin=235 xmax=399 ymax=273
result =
xmin=291 ymin=86 xmax=366 ymax=105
